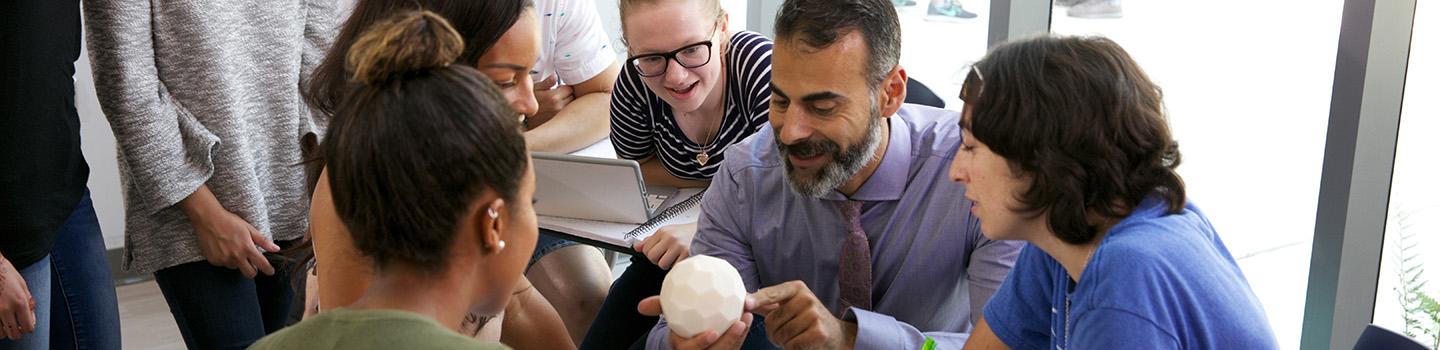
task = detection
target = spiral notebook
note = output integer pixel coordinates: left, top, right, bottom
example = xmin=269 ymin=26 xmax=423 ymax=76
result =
xmin=538 ymin=188 xmax=706 ymax=253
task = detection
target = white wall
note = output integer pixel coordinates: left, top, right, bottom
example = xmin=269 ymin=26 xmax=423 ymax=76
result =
xmin=74 ymin=25 xmax=127 ymax=249
xmin=597 ymin=0 xmax=623 ymax=54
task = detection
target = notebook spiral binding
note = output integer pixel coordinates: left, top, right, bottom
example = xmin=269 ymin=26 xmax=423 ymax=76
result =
xmin=625 ymin=190 xmax=707 ymax=239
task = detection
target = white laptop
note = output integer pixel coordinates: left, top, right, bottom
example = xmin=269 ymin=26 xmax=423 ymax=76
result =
xmin=531 ymin=152 xmax=678 ymax=224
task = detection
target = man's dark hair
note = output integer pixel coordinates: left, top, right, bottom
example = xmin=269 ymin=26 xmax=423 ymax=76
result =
xmin=773 ymin=0 xmax=901 ymax=88
xmin=325 ymin=11 xmax=529 ymax=274
xmin=963 ymin=35 xmax=1185 ymax=245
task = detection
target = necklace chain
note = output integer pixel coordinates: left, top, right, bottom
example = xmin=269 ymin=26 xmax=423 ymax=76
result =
xmin=694 ymin=110 xmax=724 ymax=166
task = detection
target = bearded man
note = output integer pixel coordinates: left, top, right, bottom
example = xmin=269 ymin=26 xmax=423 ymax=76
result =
xmin=634 ymin=0 xmax=1023 ymax=349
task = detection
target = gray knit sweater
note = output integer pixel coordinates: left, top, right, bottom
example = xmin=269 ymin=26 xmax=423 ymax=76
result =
xmin=84 ymin=0 xmax=337 ymax=274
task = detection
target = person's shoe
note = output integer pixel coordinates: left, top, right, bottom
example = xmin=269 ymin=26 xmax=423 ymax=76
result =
xmin=1067 ymin=0 xmax=1122 ymax=18
xmin=892 ymin=0 xmax=918 ymax=6
xmin=1053 ymin=0 xmax=1084 ymax=7
xmin=926 ymin=3 xmax=978 ymax=21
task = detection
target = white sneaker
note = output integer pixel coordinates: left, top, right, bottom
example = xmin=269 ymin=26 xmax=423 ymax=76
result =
xmin=1067 ymin=0 xmax=1122 ymax=18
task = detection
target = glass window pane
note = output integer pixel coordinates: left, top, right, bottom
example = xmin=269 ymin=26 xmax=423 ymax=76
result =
xmin=1049 ymin=1 xmax=1345 ymax=348
xmin=1374 ymin=0 xmax=1439 ymax=347
xmin=897 ymin=0 xmax=992 ymax=108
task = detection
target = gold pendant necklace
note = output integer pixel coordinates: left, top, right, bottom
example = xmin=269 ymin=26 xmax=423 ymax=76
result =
xmin=694 ymin=111 xmax=723 ymax=166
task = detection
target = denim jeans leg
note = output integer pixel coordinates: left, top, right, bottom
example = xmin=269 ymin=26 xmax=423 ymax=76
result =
xmin=0 ymin=256 xmax=53 ymax=350
xmin=581 ymin=254 xmax=667 ymax=350
xmin=153 ymin=261 xmax=268 ymax=350
xmin=49 ymin=190 xmax=122 ymax=350
xmin=252 ymin=247 xmax=295 ymax=333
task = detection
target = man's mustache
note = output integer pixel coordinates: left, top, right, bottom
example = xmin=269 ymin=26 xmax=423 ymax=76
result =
xmin=778 ymin=138 xmax=840 ymax=159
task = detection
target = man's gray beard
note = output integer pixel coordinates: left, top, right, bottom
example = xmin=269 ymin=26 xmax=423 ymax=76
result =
xmin=780 ymin=107 xmax=884 ymax=198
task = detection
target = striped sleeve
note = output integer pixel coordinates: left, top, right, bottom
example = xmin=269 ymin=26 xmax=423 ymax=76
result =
xmin=728 ymin=31 xmax=774 ymax=133
xmin=609 ymin=62 xmax=654 ymax=161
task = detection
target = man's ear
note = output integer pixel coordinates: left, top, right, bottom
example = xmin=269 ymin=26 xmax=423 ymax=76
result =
xmin=476 ymin=198 xmax=507 ymax=255
xmin=879 ymin=65 xmax=908 ymax=118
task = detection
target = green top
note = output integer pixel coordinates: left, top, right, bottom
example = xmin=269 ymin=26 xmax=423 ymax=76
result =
xmin=249 ymin=308 xmax=508 ymax=350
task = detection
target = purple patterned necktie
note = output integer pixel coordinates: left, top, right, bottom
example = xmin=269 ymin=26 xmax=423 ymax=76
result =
xmin=837 ymin=200 xmax=873 ymax=312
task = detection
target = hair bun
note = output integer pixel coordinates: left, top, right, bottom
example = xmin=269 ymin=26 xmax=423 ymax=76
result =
xmin=347 ymin=11 xmax=465 ymax=86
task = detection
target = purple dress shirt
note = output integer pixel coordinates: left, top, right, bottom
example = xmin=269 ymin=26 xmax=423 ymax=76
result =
xmin=646 ymin=104 xmax=1024 ymax=349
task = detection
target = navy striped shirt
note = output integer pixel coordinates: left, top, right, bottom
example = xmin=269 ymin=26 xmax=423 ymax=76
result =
xmin=610 ymin=30 xmax=773 ymax=180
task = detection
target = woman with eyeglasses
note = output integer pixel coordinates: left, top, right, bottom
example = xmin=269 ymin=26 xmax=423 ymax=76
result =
xmin=582 ymin=0 xmax=773 ymax=348
xmin=954 ymin=36 xmax=1278 ymax=350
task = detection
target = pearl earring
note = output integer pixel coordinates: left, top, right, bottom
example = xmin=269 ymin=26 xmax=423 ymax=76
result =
xmin=496 ymin=240 xmax=506 ymax=251
xmin=488 ymin=208 xmax=499 ymax=219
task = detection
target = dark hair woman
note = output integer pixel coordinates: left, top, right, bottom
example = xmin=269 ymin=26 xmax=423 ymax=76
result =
xmin=305 ymin=1 xmax=581 ymax=349
xmin=308 ymin=0 xmax=540 ymax=119
xmin=252 ymin=11 xmax=537 ymax=349
xmin=953 ymin=35 xmax=1279 ymax=350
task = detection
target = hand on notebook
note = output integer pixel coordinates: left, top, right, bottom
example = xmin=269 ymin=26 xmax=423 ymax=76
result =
xmin=634 ymin=222 xmax=698 ymax=270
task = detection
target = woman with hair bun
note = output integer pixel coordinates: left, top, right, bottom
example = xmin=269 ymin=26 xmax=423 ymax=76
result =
xmin=251 ymin=11 xmax=538 ymax=350
xmin=306 ymin=1 xmax=581 ymax=348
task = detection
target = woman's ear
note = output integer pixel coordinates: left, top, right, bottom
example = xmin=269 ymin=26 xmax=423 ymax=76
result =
xmin=880 ymin=66 xmax=909 ymax=118
xmin=717 ymin=12 xmax=732 ymax=55
xmin=477 ymin=198 xmax=508 ymax=255
xmin=719 ymin=12 xmax=730 ymax=34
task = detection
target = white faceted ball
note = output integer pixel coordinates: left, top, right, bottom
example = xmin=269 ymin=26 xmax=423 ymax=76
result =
xmin=660 ymin=255 xmax=747 ymax=338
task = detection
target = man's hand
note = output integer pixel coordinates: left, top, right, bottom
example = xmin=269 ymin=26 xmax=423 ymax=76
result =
xmin=638 ymin=296 xmax=753 ymax=350
xmin=181 ymin=186 xmax=279 ymax=278
xmin=749 ymin=281 xmax=857 ymax=350
xmin=634 ymin=222 xmax=698 ymax=270
xmin=0 ymin=256 xmax=36 ymax=340
xmin=529 ymin=74 xmax=574 ymax=128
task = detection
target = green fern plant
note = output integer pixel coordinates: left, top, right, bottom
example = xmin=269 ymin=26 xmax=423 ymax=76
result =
xmin=1394 ymin=209 xmax=1439 ymax=348
xmin=1419 ymin=293 xmax=1440 ymax=349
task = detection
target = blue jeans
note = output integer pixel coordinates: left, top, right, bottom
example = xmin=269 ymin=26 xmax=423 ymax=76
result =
xmin=528 ymin=229 xmax=584 ymax=268
xmin=0 ymin=256 xmax=52 ymax=350
xmin=582 ymin=254 xmax=665 ymax=350
xmin=153 ymin=241 xmax=296 ymax=350
xmin=48 ymin=190 xmax=122 ymax=350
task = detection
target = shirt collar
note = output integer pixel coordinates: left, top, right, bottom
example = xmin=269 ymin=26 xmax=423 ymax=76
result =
xmin=825 ymin=113 xmax=912 ymax=202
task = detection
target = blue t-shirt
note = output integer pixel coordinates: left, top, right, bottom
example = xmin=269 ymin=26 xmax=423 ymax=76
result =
xmin=983 ymin=196 xmax=1278 ymax=350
